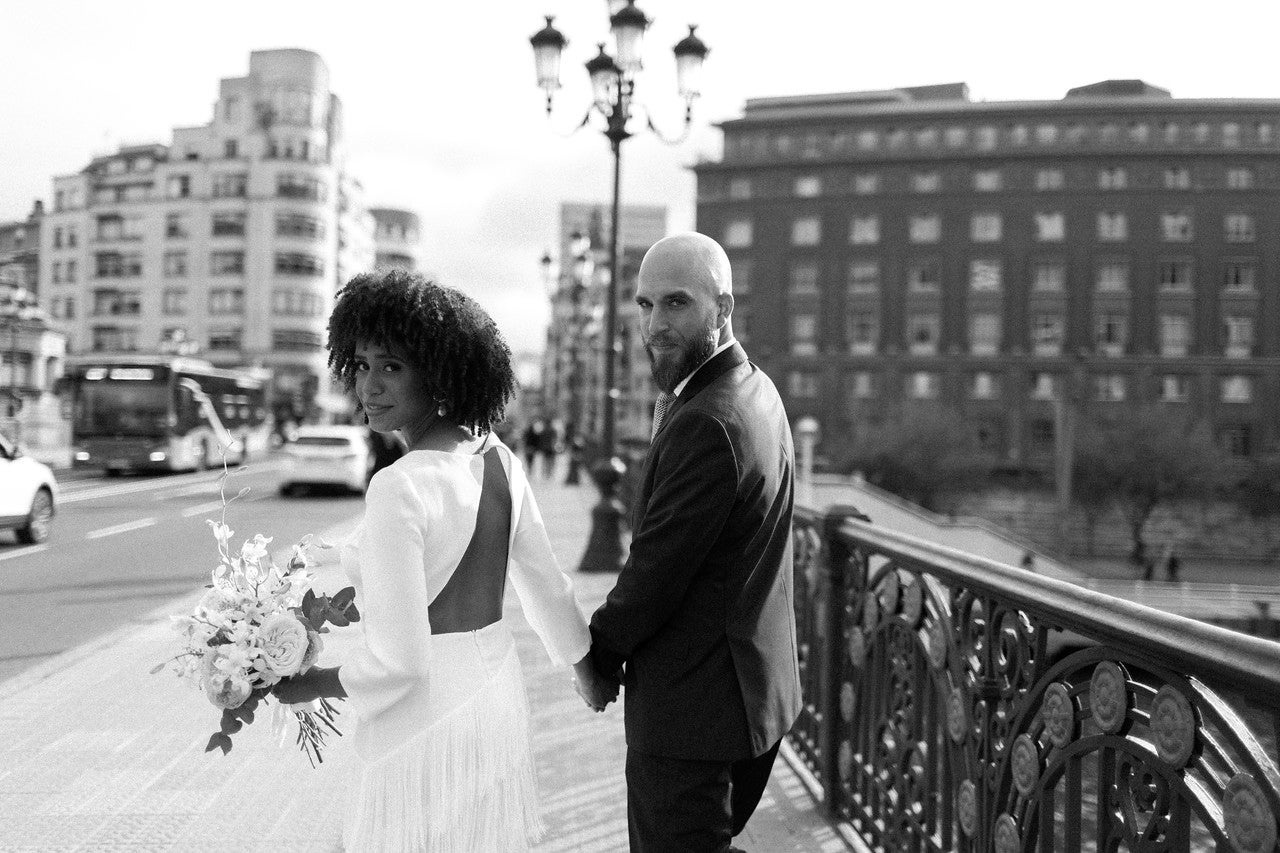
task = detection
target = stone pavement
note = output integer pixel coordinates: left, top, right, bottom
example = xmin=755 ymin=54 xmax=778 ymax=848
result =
xmin=0 ymin=472 xmax=847 ymax=852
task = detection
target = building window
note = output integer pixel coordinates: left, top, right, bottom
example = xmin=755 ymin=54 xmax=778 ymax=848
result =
xmin=1035 ymin=168 xmax=1064 ymax=191
xmin=1223 ymin=316 xmax=1255 ymax=358
xmin=849 ymin=216 xmax=880 ymax=245
xmin=1227 ymin=167 xmax=1255 ymax=190
xmin=1225 ymin=214 xmax=1255 ymax=242
xmin=1095 ymin=374 xmax=1127 ymax=402
xmin=64 ymin=297 xmax=76 ymax=318
xmin=1223 ymin=123 xmax=1242 ymax=147
xmin=1098 ymin=167 xmax=1127 ymax=190
xmin=1224 ymin=262 xmax=1257 ymax=292
xmin=95 ymin=252 xmax=142 ymax=278
xmin=1035 ymin=212 xmax=1065 ymax=242
xmin=1160 ymin=375 xmax=1190 ymax=403
xmin=1129 ymin=122 xmax=1150 ymax=144
xmin=1099 ymin=123 xmax=1120 ymax=143
xmin=165 ymin=213 xmax=188 ymax=239
xmin=66 ymin=260 xmax=77 ymax=283
xmin=1031 ymin=314 xmax=1065 ymax=356
xmin=1096 ymin=263 xmax=1129 ymax=292
xmin=729 ymin=259 xmax=752 ymax=295
xmin=914 ymin=127 xmax=940 ymax=149
xmin=1035 ymin=124 xmax=1059 ymax=145
xmin=271 ymin=289 xmax=325 ymax=316
xmin=975 ymin=126 xmax=998 ymax=150
xmin=1097 ymin=212 xmax=1128 ymax=242
xmin=973 ymin=170 xmax=1002 ymax=191
xmin=1193 ymin=122 xmax=1211 ymax=143
xmin=1032 ymin=263 xmax=1066 ymax=292
xmin=166 ymin=175 xmax=191 ymax=199
xmin=1163 ymin=168 xmax=1191 ymax=189
xmin=212 ymin=212 xmax=247 ymax=237
xmin=789 ymin=314 xmax=817 ymax=356
xmin=724 ymin=219 xmax=753 ymax=248
xmin=1030 ymin=418 xmax=1055 ymax=452
xmin=855 ymin=130 xmax=879 ymax=151
xmin=794 ymin=176 xmax=821 ymax=197
xmin=92 ymin=288 xmax=142 ymax=316
xmin=277 ymin=173 xmax=325 ymax=200
xmin=912 ymin=171 xmax=941 ymax=193
xmin=846 ymin=261 xmax=879 ymax=294
xmin=91 ymin=326 xmax=140 ymax=352
xmin=846 ymin=311 xmax=878 ymax=355
xmin=51 ymin=262 xmax=61 ymax=284
xmin=163 ymin=251 xmax=187 ymax=277
xmin=271 ymin=328 xmax=324 ymax=352
xmin=969 ymin=259 xmax=1002 ymax=291
xmin=1159 ymin=315 xmax=1190 ymax=357
xmin=275 ymin=252 xmax=325 ymax=276
xmin=162 ymin=288 xmax=187 ymax=316
xmin=909 ymin=214 xmax=941 ymax=244
xmin=224 ymin=139 xmax=239 ymax=158
xmin=1258 ymin=123 xmax=1274 ymax=144
xmin=210 ymin=251 xmax=245 ymax=275
xmin=1030 ymin=373 xmax=1058 ymax=400
xmin=786 ymin=371 xmax=819 ymax=398
xmin=945 ymin=126 xmax=968 ymax=148
xmin=848 ymin=371 xmax=876 ymax=399
xmin=906 ymin=372 xmax=940 ymax=399
xmin=1158 ymin=261 xmax=1193 ymax=293
xmin=790 ymin=216 xmax=821 ymax=246
xmin=1220 ymin=425 xmax=1252 ymax=456
xmin=907 ymin=260 xmax=941 ymax=292
xmin=787 ymin=263 xmax=819 ymax=295
xmin=276 ymin=213 xmax=325 ymax=239
xmin=969 ymin=313 xmax=1001 ymax=356
xmin=1161 ymin=212 xmax=1194 ymax=241
xmin=1221 ymin=376 xmax=1253 ymax=403
xmin=970 ymin=214 xmax=1002 ymax=242
xmin=1095 ymin=314 xmax=1128 ymax=356
xmin=887 ymin=128 xmax=908 ymax=150
xmin=853 ymin=173 xmax=879 ymax=195
xmin=212 ymin=173 xmax=248 ymax=198
xmin=1161 ymin=122 xmax=1181 ymax=144
xmin=209 ymin=288 xmax=245 ymax=315
xmin=970 ymin=372 xmax=1000 ymax=400
xmin=906 ymin=314 xmax=940 ymax=355
xmin=208 ymin=328 xmax=243 ymax=352
xmin=728 ymin=178 xmax=752 ymax=200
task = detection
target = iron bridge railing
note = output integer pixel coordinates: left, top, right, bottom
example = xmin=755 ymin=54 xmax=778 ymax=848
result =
xmin=788 ymin=504 xmax=1280 ymax=853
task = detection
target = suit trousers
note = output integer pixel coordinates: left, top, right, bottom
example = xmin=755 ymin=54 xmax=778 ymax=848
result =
xmin=625 ymin=740 xmax=782 ymax=853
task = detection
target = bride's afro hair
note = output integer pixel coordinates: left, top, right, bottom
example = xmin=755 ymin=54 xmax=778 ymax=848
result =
xmin=327 ymin=268 xmax=515 ymax=434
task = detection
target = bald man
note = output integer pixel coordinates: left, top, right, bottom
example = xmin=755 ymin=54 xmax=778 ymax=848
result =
xmin=589 ymin=232 xmax=801 ymax=852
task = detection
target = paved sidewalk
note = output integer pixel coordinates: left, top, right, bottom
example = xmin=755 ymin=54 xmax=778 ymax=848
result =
xmin=0 ymin=474 xmax=846 ymax=851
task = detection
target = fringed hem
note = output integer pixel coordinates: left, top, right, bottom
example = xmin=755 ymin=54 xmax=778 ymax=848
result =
xmin=343 ymin=644 xmax=541 ymax=852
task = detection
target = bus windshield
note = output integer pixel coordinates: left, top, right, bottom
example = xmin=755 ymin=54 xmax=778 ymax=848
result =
xmin=75 ymin=381 xmax=172 ymax=436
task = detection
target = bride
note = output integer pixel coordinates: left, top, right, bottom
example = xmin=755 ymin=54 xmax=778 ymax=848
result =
xmin=273 ymin=269 xmax=616 ymax=851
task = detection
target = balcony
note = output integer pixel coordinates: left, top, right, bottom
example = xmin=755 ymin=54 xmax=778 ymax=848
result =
xmin=787 ymin=505 xmax=1279 ymax=852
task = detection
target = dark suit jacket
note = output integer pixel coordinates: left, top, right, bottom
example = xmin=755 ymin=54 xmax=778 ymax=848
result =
xmin=590 ymin=343 xmax=801 ymax=761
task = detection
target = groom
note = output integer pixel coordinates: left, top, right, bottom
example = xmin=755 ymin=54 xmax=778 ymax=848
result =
xmin=587 ymin=232 xmax=801 ymax=852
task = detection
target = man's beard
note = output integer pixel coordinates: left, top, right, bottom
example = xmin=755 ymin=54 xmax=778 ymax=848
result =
xmin=646 ymin=327 xmax=718 ymax=393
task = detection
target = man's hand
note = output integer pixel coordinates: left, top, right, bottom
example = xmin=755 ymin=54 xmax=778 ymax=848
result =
xmin=572 ymin=653 xmax=619 ymax=712
xmin=272 ymin=666 xmax=345 ymax=705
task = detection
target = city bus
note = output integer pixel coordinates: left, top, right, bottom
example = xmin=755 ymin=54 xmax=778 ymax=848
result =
xmin=65 ymin=355 xmax=271 ymax=473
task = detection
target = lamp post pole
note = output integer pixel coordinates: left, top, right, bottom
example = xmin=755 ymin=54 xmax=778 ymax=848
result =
xmin=531 ymin=2 xmax=709 ymax=572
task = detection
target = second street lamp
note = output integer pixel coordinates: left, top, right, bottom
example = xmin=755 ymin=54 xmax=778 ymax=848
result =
xmin=530 ymin=2 xmax=709 ymax=573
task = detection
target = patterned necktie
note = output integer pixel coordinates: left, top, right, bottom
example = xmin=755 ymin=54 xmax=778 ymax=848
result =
xmin=650 ymin=391 xmax=675 ymax=439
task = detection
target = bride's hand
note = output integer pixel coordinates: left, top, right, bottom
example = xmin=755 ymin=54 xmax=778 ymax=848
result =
xmin=572 ymin=654 xmax=618 ymax=712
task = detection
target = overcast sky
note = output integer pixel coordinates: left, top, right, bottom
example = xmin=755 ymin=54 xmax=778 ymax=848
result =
xmin=5 ymin=0 xmax=1280 ymax=356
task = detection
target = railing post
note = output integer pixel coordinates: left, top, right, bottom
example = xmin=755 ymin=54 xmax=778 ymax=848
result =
xmin=818 ymin=504 xmax=868 ymax=819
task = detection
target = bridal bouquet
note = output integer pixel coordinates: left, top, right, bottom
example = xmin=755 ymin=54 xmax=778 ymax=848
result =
xmin=156 ymin=483 xmax=359 ymax=766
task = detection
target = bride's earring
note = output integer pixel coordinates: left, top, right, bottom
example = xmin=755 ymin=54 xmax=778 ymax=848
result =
xmin=436 ymin=401 xmax=447 ymax=418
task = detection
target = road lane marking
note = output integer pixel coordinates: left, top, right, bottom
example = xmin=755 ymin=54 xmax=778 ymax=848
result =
xmin=0 ymin=545 xmax=49 ymax=562
xmin=60 ymin=462 xmax=285 ymax=505
xmin=181 ymin=500 xmax=227 ymax=518
xmin=86 ymin=518 xmax=157 ymax=539
xmin=156 ymin=483 xmax=221 ymax=500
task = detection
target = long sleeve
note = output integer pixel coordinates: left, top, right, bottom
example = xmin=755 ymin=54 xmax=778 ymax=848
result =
xmin=506 ymin=452 xmax=591 ymax=667
xmin=340 ymin=465 xmax=435 ymax=754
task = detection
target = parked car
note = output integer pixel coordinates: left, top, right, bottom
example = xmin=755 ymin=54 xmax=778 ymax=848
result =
xmin=277 ymin=425 xmax=374 ymax=496
xmin=0 ymin=432 xmax=57 ymax=543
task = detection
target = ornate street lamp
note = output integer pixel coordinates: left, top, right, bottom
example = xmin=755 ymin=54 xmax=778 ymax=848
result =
xmin=530 ymin=2 xmax=709 ymax=572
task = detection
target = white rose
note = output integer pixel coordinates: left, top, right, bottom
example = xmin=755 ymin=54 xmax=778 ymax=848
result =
xmin=197 ymin=587 xmax=239 ymax=617
xmin=257 ymin=613 xmax=310 ymax=677
xmin=205 ymin=672 xmax=252 ymax=709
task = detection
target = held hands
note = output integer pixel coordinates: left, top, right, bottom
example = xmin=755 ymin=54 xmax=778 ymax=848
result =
xmin=572 ymin=653 xmax=619 ymax=713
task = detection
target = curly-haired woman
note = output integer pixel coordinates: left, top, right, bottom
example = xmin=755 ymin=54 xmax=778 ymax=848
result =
xmin=274 ymin=269 xmax=615 ymax=851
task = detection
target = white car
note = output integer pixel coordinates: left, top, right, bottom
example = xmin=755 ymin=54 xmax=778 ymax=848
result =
xmin=0 ymin=432 xmax=57 ymax=544
xmin=278 ymin=425 xmax=374 ymax=495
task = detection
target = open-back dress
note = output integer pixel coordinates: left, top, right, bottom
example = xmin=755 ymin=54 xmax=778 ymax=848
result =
xmin=338 ymin=437 xmax=590 ymax=851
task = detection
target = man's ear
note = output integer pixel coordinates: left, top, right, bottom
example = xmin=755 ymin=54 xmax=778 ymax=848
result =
xmin=716 ymin=292 xmax=734 ymax=326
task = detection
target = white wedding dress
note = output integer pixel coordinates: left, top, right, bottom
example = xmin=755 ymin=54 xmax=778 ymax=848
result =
xmin=338 ymin=439 xmax=590 ymax=852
